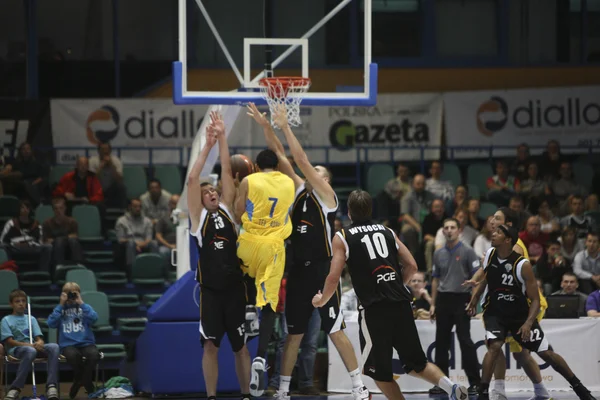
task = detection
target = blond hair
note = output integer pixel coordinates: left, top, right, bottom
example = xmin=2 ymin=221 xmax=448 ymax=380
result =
xmin=62 ymin=282 xmax=81 ymax=293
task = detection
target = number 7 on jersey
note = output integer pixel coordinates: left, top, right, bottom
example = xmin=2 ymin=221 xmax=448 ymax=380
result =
xmin=268 ymin=197 xmax=278 ymax=218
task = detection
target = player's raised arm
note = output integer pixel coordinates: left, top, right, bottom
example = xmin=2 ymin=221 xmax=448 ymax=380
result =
xmin=272 ymin=104 xmax=336 ymax=209
xmin=187 ymin=127 xmax=217 ymax=233
xmin=246 ymin=102 xmax=303 ymax=189
xmin=210 ymin=111 xmax=236 ymax=210
xmin=517 ymin=260 xmax=540 ymax=341
xmin=234 ymin=177 xmax=249 ymax=224
xmin=313 ymin=234 xmax=346 ymax=308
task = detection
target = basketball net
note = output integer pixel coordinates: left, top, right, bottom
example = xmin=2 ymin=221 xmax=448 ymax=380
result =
xmin=258 ymin=77 xmax=311 ymax=128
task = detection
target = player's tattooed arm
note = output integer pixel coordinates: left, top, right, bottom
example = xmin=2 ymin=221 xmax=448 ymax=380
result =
xmin=187 ymin=126 xmax=217 ymax=233
xmin=211 ymin=111 xmax=236 ymax=210
xmin=272 ymin=104 xmax=336 ymax=209
xmin=313 ymin=235 xmax=346 ymax=308
xmin=234 ymin=177 xmax=249 ymax=224
xmin=246 ymin=102 xmax=303 ymax=189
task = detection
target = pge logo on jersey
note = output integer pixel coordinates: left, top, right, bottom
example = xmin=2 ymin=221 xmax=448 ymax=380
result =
xmin=476 ymin=96 xmax=508 ymax=137
xmin=86 ymin=105 xmax=120 ymax=145
xmin=372 ymin=265 xmax=396 ymax=284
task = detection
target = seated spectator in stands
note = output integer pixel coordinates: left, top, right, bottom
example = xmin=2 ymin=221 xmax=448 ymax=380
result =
xmin=534 ymin=197 xmax=560 ymax=235
xmin=486 ymin=160 xmax=520 ymax=207
xmin=551 ymin=162 xmax=587 ymax=204
xmin=46 ymin=282 xmax=100 ymax=397
xmin=551 ymin=272 xmax=588 ymax=316
xmin=520 ymin=162 xmax=548 ymax=201
xmin=156 ymin=194 xmax=180 ymax=268
xmin=422 ymin=199 xmax=447 ymax=275
xmin=538 ymin=140 xmax=565 ymax=181
xmin=140 ymin=179 xmax=171 ymax=224
xmin=511 ymin=143 xmax=531 ymax=182
xmin=42 ymin=197 xmax=82 ymax=265
xmin=0 ymin=200 xmax=51 ymax=272
xmin=509 ymin=196 xmax=530 ymax=230
xmin=519 ymin=216 xmax=550 ymax=264
xmin=560 ymin=195 xmax=596 ymax=240
xmin=53 ymin=156 xmax=104 ymax=208
xmin=559 ymin=226 xmax=584 ymax=264
xmin=425 ymin=161 xmax=454 ymax=203
xmin=88 ymin=142 xmax=126 ymax=208
xmin=466 ymin=198 xmax=485 ymax=231
xmin=536 ymin=240 xmax=571 ymax=295
xmin=585 ymin=289 xmax=600 ymax=317
xmin=409 ymin=272 xmax=432 ymax=319
xmin=447 ymin=185 xmax=467 ymax=216
xmin=434 ymin=208 xmax=477 ymax=250
xmin=586 ymin=194 xmax=599 ymax=213
xmin=380 ymin=163 xmax=411 ymax=227
xmin=115 ymin=198 xmax=158 ymax=268
xmin=12 ymin=142 xmax=46 ymax=205
xmin=473 ymin=216 xmax=493 ymax=259
xmin=0 ymin=151 xmax=19 ymax=197
xmin=573 ymin=232 xmax=600 ymax=294
xmin=401 ymin=174 xmax=437 ymax=255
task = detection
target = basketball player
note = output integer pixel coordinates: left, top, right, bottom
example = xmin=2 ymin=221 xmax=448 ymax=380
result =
xmin=467 ymin=225 xmax=595 ymax=400
xmin=187 ymin=112 xmax=251 ymax=400
xmin=234 ymin=136 xmax=295 ymax=396
xmin=464 ymin=207 xmax=551 ymax=400
xmin=313 ymin=189 xmax=468 ymax=400
xmin=246 ymin=103 xmax=370 ymax=400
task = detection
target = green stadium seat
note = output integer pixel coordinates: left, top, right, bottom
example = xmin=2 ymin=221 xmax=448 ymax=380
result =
xmin=72 ymin=205 xmax=103 ymax=241
xmin=0 ymin=195 xmax=19 ymax=224
xmin=366 ymin=164 xmax=394 ymax=196
xmin=572 ymin=162 xmax=594 ymax=190
xmin=479 ymin=202 xmax=498 ymax=219
xmin=49 ymin=166 xmax=72 ymax=187
xmin=66 ymin=269 xmax=97 ymax=292
xmin=441 ymin=163 xmax=462 ymax=188
xmin=467 ymin=184 xmax=481 ymax=199
xmin=117 ymin=317 xmax=147 ymax=333
xmin=0 ymin=248 xmax=9 ymax=263
xmin=123 ymin=166 xmax=148 ymax=199
xmin=19 ymin=271 xmax=52 ymax=288
xmin=142 ymin=294 xmax=162 ymax=307
xmin=108 ymin=294 xmax=141 ymax=311
xmin=96 ymin=271 xmax=128 ymax=286
xmin=81 ymin=291 xmax=114 ymax=333
xmin=0 ymin=270 xmax=19 ymax=313
xmin=30 ymin=296 xmax=60 ymax=312
xmin=467 ymin=163 xmax=493 ymax=197
xmin=132 ymin=254 xmax=166 ymax=285
xmin=35 ymin=204 xmax=54 ymax=225
xmin=54 ymin=263 xmax=87 ymax=285
xmin=96 ymin=344 xmax=127 ymax=360
xmin=153 ymin=165 xmax=182 ymax=195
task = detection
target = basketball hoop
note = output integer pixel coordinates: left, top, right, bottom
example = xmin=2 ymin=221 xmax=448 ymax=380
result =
xmin=258 ymin=76 xmax=311 ymax=128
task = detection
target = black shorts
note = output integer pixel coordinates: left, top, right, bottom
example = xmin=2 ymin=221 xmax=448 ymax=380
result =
xmin=285 ymin=261 xmax=345 ymax=335
xmin=483 ymin=314 xmax=549 ymax=353
xmin=359 ymin=300 xmax=428 ymax=382
xmin=200 ymin=281 xmax=248 ymax=352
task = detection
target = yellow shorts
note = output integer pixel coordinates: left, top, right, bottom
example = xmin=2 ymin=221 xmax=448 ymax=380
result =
xmin=237 ymin=231 xmax=286 ymax=311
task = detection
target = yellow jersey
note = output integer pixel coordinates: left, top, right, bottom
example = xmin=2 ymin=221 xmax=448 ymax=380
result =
xmin=241 ymin=171 xmax=295 ymax=239
xmin=516 ymin=238 xmax=547 ymax=319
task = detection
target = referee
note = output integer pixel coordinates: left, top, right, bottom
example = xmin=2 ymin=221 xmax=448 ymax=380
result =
xmin=430 ymin=218 xmax=481 ymax=395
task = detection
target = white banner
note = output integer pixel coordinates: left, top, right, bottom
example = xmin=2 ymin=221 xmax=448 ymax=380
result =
xmin=51 ymin=94 xmax=443 ymax=165
xmin=444 ymin=86 xmax=600 ymax=159
xmin=328 ymin=314 xmax=600 ymax=393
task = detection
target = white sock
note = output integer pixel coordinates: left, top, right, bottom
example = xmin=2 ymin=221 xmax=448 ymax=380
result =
xmin=494 ymin=379 xmax=506 ymax=395
xmin=438 ymin=376 xmax=454 ymax=395
xmin=279 ymin=376 xmax=291 ymax=393
xmin=349 ymin=368 xmax=364 ymax=389
xmin=534 ymin=382 xmax=549 ymax=398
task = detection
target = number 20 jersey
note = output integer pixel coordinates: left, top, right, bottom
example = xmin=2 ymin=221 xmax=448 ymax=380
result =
xmin=337 ymin=222 xmax=412 ymax=308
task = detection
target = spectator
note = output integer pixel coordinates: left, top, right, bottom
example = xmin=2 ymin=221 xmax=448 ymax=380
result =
xmin=0 ymin=200 xmax=51 ymax=272
xmin=511 ymin=143 xmax=531 ymax=182
xmin=422 ymin=199 xmax=447 ymax=275
xmin=508 ymin=196 xmax=530 ymax=230
xmin=518 ymin=216 xmax=550 ymax=264
xmin=486 ymin=160 xmax=520 ymax=207
xmin=551 ymin=272 xmax=588 ymax=316
xmin=585 ymin=289 xmax=600 ymax=317
xmin=46 ymin=282 xmax=100 ymax=397
xmin=53 ymin=156 xmax=104 ymax=207
xmin=572 ymin=232 xmax=600 ymax=294
xmin=551 ymin=162 xmax=588 ymax=204
xmin=409 ymin=272 xmax=432 ymax=319
xmin=383 ymin=163 xmax=412 ymax=204
xmin=42 ymin=197 xmax=83 ymax=265
xmin=534 ymin=198 xmax=560 ymax=235
xmin=140 ymin=179 xmax=171 ymax=223
xmin=12 ymin=142 xmax=46 ymax=205
xmin=401 ymin=174 xmax=437 ymax=255
xmin=559 ymin=226 xmax=584 ymax=264
xmin=586 ymin=194 xmax=599 ymax=213
xmin=88 ymin=142 xmax=127 ymax=208
xmin=560 ymin=195 xmax=595 ymax=239
xmin=473 ymin=216 xmax=494 ymax=259
xmin=115 ymin=198 xmax=158 ymax=268
xmin=466 ymin=198 xmax=485 ymax=231
xmin=520 ymin=162 xmax=548 ymax=201
xmin=0 ymin=151 xmax=19 ymax=197
xmin=447 ymin=185 xmax=468 ymax=216
xmin=425 ymin=161 xmax=454 ymax=202
xmin=536 ymin=240 xmax=571 ymax=295
xmin=538 ymin=140 xmax=565 ymax=181
xmin=156 ymin=194 xmax=180 ymax=267
xmin=434 ymin=208 xmax=478 ymax=250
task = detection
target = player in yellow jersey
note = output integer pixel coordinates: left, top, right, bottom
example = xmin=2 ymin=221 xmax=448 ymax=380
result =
xmin=464 ymin=207 xmax=551 ymax=400
xmin=234 ymin=147 xmax=295 ymax=397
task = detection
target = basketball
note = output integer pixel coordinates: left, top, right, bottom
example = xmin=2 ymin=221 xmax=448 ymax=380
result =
xmin=230 ymin=154 xmax=254 ymax=180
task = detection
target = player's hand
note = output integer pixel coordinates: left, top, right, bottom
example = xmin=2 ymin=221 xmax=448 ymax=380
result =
xmin=75 ymin=292 xmax=83 ymax=305
xmin=465 ymin=299 xmax=477 ymax=317
xmin=517 ymin=321 xmax=532 ymax=342
xmin=272 ymin=103 xmax=288 ymax=129
xmin=59 ymin=292 xmax=68 ymax=306
xmin=312 ymin=290 xmax=323 ymax=308
xmin=209 ymin=111 xmax=226 ymax=137
xmin=429 ymin=305 xmax=436 ymax=322
xmin=205 ymin=126 xmax=218 ymax=147
xmin=246 ymin=102 xmax=270 ymax=128
xmin=462 ymin=279 xmax=480 ymax=288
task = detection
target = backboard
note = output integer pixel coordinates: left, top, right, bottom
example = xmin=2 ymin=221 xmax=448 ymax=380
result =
xmin=173 ymin=0 xmax=378 ymax=106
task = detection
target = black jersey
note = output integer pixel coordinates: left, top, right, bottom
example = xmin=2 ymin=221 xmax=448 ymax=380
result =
xmin=337 ymin=221 xmax=412 ymax=308
xmin=290 ymin=183 xmax=338 ymax=265
xmin=481 ymin=248 xmax=529 ymax=319
xmin=192 ymin=203 xmax=242 ymax=290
